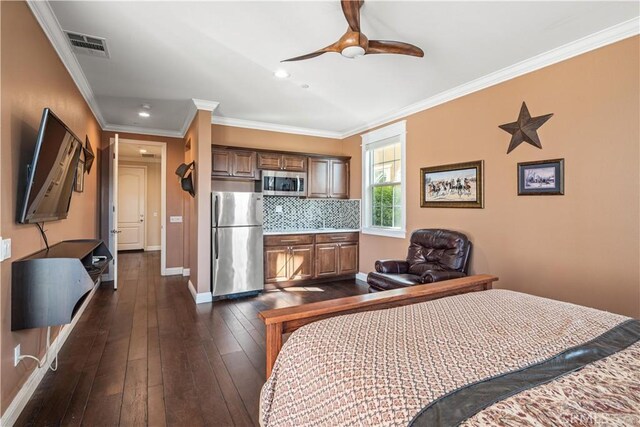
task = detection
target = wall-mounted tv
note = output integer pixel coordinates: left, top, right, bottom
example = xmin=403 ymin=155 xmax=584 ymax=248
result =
xmin=18 ymin=108 xmax=82 ymax=224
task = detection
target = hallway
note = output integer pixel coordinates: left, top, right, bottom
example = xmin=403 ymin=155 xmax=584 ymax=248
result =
xmin=17 ymin=251 xmax=369 ymax=426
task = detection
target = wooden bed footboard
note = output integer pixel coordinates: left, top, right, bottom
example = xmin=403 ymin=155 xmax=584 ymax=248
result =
xmin=258 ymin=274 xmax=499 ymax=379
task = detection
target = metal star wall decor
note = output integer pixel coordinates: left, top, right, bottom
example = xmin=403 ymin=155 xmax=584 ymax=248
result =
xmin=499 ymin=102 xmax=553 ymax=154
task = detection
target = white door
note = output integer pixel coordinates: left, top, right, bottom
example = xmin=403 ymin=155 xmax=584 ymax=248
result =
xmin=106 ymin=134 xmax=119 ymax=289
xmin=117 ymin=166 xmax=146 ymax=251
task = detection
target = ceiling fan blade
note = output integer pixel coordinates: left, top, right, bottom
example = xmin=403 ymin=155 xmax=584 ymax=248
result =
xmin=366 ymin=40 xmax=424 ymax=57
xmin=281 ymin=41 xmax=340 ymax=62
xmin=281 ymin=51 xmax=328 ymax=62
xmin=341 ymin=0 xmax=363 ymax=32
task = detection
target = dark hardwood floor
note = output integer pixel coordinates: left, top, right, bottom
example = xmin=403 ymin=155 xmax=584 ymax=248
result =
xmin=16 ymin=251 xmax=369 ymax=426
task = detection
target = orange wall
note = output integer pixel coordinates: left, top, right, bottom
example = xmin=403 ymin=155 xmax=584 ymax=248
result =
xmin=212 ymin=125 xmax=344 ymax=155
xmin=344 ymin=36 xmax=640 ymax=318
xmin=0 ymin=2 xmax=103 ymax=414
xmin=101 ymin=131 xmax=186 ymax=269
xmin=184 ymin=110 xmax=213 ymax=294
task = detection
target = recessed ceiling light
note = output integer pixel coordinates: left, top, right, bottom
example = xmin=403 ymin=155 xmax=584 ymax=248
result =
xmin=139 ymin=149 xmax=147 ymax=153
xmin=274 ymin=69 xmax=290 ymax=79
xmin=301 ymin=84 xmax=310 ymax=89
xmin=138 ymin=111 xmax=150 ymax=118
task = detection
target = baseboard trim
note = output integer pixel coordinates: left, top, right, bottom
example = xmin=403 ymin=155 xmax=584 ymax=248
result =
xmin=182 ymin=268 xmax=191 ymax=277
xmin=188 ymin=280 xmax=213 ymax=304
xmin=1 ymin=281 xmax=100 ymax=427
xmin=145 ymin=245 xmax=161 ymax=251
xmin=356 ymin=272 xmax=368 ymax=284
xmin=162 ymin=267 xmax=183 ymax=276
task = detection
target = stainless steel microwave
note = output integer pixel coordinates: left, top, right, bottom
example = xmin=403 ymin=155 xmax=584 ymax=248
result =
xmin=262 ymin=171 xmax=306 ymax=196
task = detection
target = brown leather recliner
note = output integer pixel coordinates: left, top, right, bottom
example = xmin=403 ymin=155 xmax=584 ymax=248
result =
xmin=367 ymin=229 xmax=472 ymax=292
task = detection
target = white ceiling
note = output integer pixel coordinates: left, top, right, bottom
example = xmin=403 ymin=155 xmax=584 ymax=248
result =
xmin=119 ymin=141 xmax=162 ymax=159
xmin=47 ymin=1 xmax=639 ymax=138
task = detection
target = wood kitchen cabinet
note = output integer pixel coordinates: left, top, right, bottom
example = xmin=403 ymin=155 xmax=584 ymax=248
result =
xmin=212 ymin=148 xmax=257 ymax=179
xmin=212 ymin=148 xmax=232 ymax=176
xmin=264 ymin=232 xmax=358 ymax=286
xmin=264 ymin=243 xmax=314 ymax=283
xmin=315 ymin=243 xmax=339 ymax=277
xmin=257 ymin=152 xmax=306 ymax=171
xmin=337 ymin=242 xmax=358 ymax=274
xmin=308 ymin=158 xmax=350 ymax=199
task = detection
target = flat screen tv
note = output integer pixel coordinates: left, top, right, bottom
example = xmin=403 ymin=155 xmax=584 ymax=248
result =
xmin=18 ymin=108 xmax=82 ymax=224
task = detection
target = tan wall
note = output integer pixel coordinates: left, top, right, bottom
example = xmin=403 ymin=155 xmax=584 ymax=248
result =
xmin=102 ymin=132 xmax=186 ymax=269
xmin=0 ymin=1 xmax=103 ymax=414
xmin=119 ymin=160 xmax=162 ymax=249
xmin=212 ymin=124 xmax=344 ymax=155
xmin=344 ymin=36 xmax=640 ymax=318
xmin=184 ymin=111 xmax=214 ymax=293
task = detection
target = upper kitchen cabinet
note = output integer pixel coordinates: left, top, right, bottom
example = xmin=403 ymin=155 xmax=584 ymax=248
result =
xmin=212 ymin=148 xmax=257 ymax=179
xmin=257 ymin=152 xmax=306 ymax=172
xmin=308 ymin=158 xmax=350 ymax=199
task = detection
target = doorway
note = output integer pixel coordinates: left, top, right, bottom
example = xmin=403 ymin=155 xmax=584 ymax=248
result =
xmin=106 ymin=137 xmax=168 ymax=284
xmin=117 ymin=165 xmax=146 ymax=251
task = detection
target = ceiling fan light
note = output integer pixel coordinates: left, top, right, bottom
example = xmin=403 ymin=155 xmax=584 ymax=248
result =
xmin=341 ymin=46 xmax=365 ymax=59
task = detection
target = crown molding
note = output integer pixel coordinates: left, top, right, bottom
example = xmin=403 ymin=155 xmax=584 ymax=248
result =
xmin=102 ymin=124 xmax=184 ymax=138
xmin=339 ymin=17 xmax=640 ymax=138
xmin=211 ymin=116 xmax=343 ymax=139
xmin=27 ymin=0 xmax=107 ymax=128
xmin=192 ymin=98 xmax=220 ymax=112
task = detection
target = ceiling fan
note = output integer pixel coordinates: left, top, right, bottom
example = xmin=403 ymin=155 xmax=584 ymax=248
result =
xmin=282 ymin=0 xmax=424 ymax=62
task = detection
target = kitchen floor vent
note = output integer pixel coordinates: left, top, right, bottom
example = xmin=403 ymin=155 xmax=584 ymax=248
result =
xmin=65 ymin=31 xmax=110 ymax=58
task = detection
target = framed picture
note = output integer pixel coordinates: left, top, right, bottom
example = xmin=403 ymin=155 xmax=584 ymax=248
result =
xmin=421 ymin=160 xmax=484 ymax=208
xmin=75 ymin=156 xmax=85 ymax=193
xmin=84 ymin=136 xmax=95 ymax=174
xmin=517 ymin=158 xmax=564 ymax=196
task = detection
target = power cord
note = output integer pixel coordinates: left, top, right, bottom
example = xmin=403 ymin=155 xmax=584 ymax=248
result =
xmin=35 ymin=222 xmax=50 ymax=251
xmin=17 ymin=326 xmax=58 ymax=371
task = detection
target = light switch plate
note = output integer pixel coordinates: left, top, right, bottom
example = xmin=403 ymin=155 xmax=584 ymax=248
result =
xmin=169 ymin=216 xmax=183 ymax=223
xmin=14 ymin=344 xmax=20 ymax=367
xmin=0 ymin=238 xmax=11 ymax=262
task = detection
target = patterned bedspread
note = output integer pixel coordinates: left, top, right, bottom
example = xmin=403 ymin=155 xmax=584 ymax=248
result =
xmin=260 ymin=290 xmax=639 ymax=426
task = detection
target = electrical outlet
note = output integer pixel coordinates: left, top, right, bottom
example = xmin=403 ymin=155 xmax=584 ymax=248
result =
xmin=14 ymin=344 xmax=20 ymax=367
xmin=0 ymin=238 xmax=11 ymax=262
xmin=275 ymin=205 xmax=283 ymax=213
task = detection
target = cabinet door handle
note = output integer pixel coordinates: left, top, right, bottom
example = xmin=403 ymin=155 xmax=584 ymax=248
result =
xmin=280 ymin=239 xmax=298 ymax=243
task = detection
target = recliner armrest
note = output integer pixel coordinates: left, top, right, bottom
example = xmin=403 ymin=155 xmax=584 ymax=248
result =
xmin=375 ymin=259 xmax=409 ymax=274
xmin=420 ymin=270 xmax=467 ymax=284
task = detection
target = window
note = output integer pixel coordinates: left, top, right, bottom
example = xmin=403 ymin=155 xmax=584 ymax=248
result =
xmin=361 ymin=121 xmax=406 ymax=238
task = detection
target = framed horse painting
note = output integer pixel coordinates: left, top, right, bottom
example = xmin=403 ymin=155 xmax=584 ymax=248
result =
xmin=421 ymin=160 xmax=484 ymax=208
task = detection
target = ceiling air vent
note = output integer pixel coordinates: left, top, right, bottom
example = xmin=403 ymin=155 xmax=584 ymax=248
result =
xmin=141 ymin=153 xmax=156 ymax=158
xmin=65 ymin=31 xmax=110 ymax=58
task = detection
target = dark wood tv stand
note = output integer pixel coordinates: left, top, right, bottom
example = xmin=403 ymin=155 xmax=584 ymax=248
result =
xmin=11 ymin=239 xmax=113 ymax=331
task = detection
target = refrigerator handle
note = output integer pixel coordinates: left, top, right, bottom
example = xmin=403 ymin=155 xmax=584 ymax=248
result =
xmin=213 ymin=195 xmax=220 ymax=227
xmin=214 ymin=228 xmax=219 ymax=260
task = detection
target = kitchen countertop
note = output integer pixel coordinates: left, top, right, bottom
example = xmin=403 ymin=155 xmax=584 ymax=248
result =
xmin=263 ymin=228 xmax=360 ymax=236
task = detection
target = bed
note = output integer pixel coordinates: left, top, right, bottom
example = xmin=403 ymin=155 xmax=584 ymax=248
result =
xmin=258 ymin=275 xmax=640 ymax=426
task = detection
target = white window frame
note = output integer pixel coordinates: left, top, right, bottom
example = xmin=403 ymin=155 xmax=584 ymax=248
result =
xmin=361 ymin=120 xmax=406 ymax=239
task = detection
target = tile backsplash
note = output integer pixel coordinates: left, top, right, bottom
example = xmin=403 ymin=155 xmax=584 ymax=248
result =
xmin=263 ymin=196 xmax=360 ymax=231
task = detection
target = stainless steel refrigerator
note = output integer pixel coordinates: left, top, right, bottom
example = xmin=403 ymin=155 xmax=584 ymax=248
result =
xmin=211 ymin=192 xmax=264 ymax=299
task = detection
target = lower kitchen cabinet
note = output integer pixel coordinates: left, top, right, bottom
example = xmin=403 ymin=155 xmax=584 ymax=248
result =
xmin=337 ymin=242 xmax=358 ymax=275
xmin=289 ymin=245 xmax=314 ymax=280
xmin=264 ymin=246 xmax=290 ymax=283
xmin=264 ymin=244 xmax=314 ymax=283
xmin=264 ymin=232 xmax=359 ymax=286
xmin=315 ymin=243 xmax=339 ymax=277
